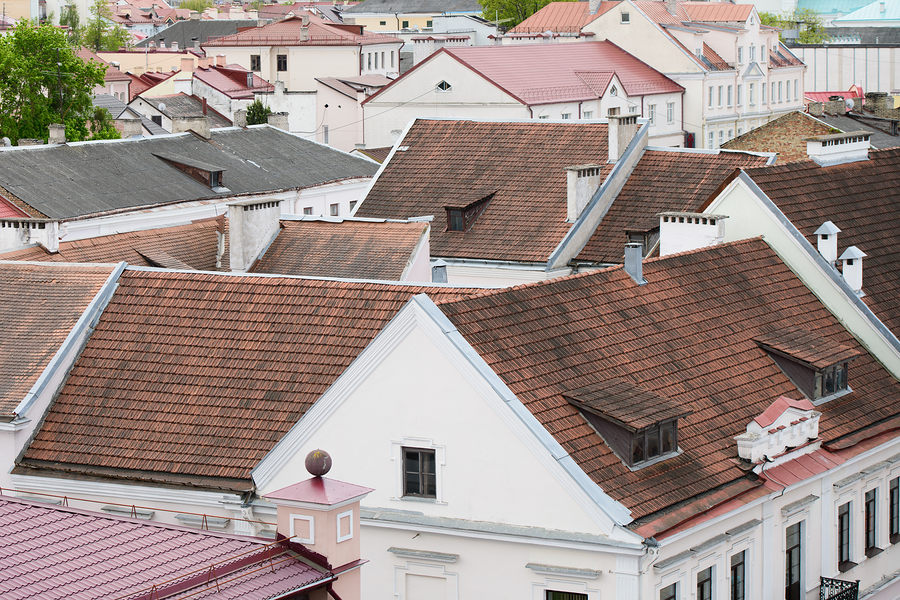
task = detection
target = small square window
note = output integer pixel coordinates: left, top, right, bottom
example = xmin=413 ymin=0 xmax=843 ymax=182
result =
xmin=402 ymin=20 xmax=409 ymax=28
xmin=276 ymin=54 xmax=287 ymax=72
xmin=583 ymin=110 xmax=593 ymax=119
xmin=303 ymin=207 xmax=313 ymax=215
xmin=621 ymin=12 xmax=630 ymax=23
xmin=151 ymin=115 xmax=162 ymax=126
xmin=330 ymin=203 xmax=339 ymax=216
xmin=426 ymin=20 xmax=432 ymax=27
xmin=250 ymin=54 xmax=260 ymax=71
xmin=561 ymin=113 xmax=571 ymax=120
xmin=379 ymin=20 xmax=386 ymax=25
xmin=403 ymin=447 xmax=436 ymax=497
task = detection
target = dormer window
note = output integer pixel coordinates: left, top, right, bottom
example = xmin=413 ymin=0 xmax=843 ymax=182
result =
xmin=626 ymin=225 xmax=660 ymax=257
xmin=755 ymin=329 xmax=859 ymax=403
xmin=565 ymin=379 xmax=689 ymax=469
xmin=154 ymin=153 xmax=230 ymax=193
xmin=445 ymin=193 xmax=493 ymax=233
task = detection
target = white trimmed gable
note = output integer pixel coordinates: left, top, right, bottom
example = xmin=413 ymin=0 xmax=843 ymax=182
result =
xmin=735 ymin=396 xmax=821 ymax=463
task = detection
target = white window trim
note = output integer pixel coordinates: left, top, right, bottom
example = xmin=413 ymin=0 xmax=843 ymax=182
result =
xmin=726 ymin=538 xmax=756 ymax=600
xmin=783 ymin=511 xmax=811 ymax=594
xmin=391 ymin=437 xmax=447 ymax=504
xmin=336 ymin=509 xmax=354 ymax=543
xmin=289 ymin=513 xmax=315 ymax=544
xmin=393 ymin=562 xmax=459 ymax=597
xmin=532 ymin=577 xmax=601 ymax=600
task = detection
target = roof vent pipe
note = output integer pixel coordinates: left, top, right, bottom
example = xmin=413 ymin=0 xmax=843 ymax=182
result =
xmin=624 ymin=242 xmax=646 ymax=285
xmin=840 ymin=246 xmax=866 ymax=295
xmin=814 ymin=221 xmax=840 ymax=265
xmin=432 ymin=259 xmax=448 ymax=283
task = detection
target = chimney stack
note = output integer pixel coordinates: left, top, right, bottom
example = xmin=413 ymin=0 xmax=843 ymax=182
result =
xmin=432 ymin=259 xmax=448 ymax=283
xmin=659 ymin=212 xmax=727 ymax=257
xmin=624 ymin=242 xmax=646 ymax=285
xmin=192 ymin=37 xmax=200 ymax=53
xmin=180 ymin=56 xmax=194 ymax=72
xmin=814 ymin=221 xmax=841 ymax=265
xmin=267 ymin=111 xmax=289 ymax=131
xmin=228 ymin=198 xmax=283 ymax=272
xmin=302 ymin=13 xmax=310 ymax=25
xmin=48 ymin=123 xmax=66 ymax=144
xmin=589 ymin=0 xmax=601 ymax=14
xmin=840 ymin=246 xmax=866 ymax=294
xmin=199 ymin=56 xmax=210 ymax=69
xmin=805 ymin=131 xmax=871 ymax=166
xmin=564 ymin=164 xmax=603 ymax=222
xmin=608 ymin=114 xmax=639 ymax=163
xmin=190 ymin=9 xmax=200 ymax=19
xmin=171 ymin=115 xmax=211 ymax=139
xmin=666 ymin=0 xmax=677 ymax=15
xmin=263 ymin=451 xmax=372 ymax=600
xmin=216 ymin=54 xmax=226 ymax=67
xmin=234 ymin=108 xmax=247 ymax=127
xmin=135 ymin=66 xmax=144 ymax=76
xmin=117 ymin=117 xmax=142 ymax=138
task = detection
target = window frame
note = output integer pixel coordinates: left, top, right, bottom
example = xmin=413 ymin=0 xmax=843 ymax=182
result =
xmin=785 ymin=521 xmax=802 ymax=600
xmin=276 ymin=54 xmax=287 ymax=72
xmin=329 ymin=202 xmax=338 ymax=217
xmin=865 ymin=489 xmax=880 ymax=556
xmin=666 ymin=102 xmax=674 ymax=124
xmin=402 ymin=447 xmax=437 ymax=498
xmin=738 ymin=46 xmax=743 ymax=64
xmin=660 ymin=583 xmax=677 ymax=600
xmin=727 ymin=85 xmax=733 ymax=107
xmin=630 ymin=419 xmax=677 ymax=466
xmin=250 ymin=54 xmax=261 ymax=72
xmin=838 ymin=501 xmax=855 ymax=571
xmin=890 ymin=476 xmax=900 ymax=544
xmin=718 ymin=85 xmax=723 ymax=107
xmin=730 ymin=550 xmax=746 ymax=600
xmin=648 ymin=104 xmax=656 ymax=125
xmin=583 ymin=110 xmax=593 ymax=119
xmin=620 ymin=11 xmax=630 ymax=23
xmin=697 ymin=566 xmax=713 ymax=600
xmin=709 ymin=86 xmax=714 ymax=108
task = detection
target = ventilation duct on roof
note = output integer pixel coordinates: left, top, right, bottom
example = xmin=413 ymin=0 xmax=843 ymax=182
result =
xmin=814 ymin=221 xmax=840 ymax=265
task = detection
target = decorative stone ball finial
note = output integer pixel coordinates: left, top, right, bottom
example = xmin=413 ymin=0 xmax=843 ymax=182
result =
xmin=305 ymin=449 xmax=332 ymax=477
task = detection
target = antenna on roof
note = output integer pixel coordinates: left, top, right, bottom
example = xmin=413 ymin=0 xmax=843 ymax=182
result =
xmin=157 ymin=102 xmax=166 ymax=112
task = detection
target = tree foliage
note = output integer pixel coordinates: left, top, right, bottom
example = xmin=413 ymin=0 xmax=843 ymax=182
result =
xmin=0 ymin=22 xmax=119 ymax=144
xmin=179 ymin=0 xmax=214 ymax=13
xmin=760 ymin=9 xmax=827 ymax=44
xmin=83 ymin=0 xmax=131 ymax=52
xmin=60 ymin=4 xmax=82 ymax=47
xmin=480 ymin=0 xmax=578 ymax=29
xmin=246 ymin=99 xmax=272 ymax=125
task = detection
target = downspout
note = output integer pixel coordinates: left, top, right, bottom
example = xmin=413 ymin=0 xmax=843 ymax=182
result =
xmin=358 ymin=43 xmax=362 ymax=75
xmin=528 ymin=105 xmax=533 ymax=119
xmin=327 ymin=580 xmax=345 ymax=600
xmin=682 ymin=92 xmax=686 ymax=146
xmin=578 ymin=100 xmax=583 ymax=119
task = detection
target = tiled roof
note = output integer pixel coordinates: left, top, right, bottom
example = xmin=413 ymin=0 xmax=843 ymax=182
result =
xmin=576 ymin=149 xmax=770 ymax=263
xmin=769 ymin=42 xmax=804 ymax=68
xmin=126 ymin=70 xmax=175 ymax=101
xmin=754 ymin=396 xmax=815 ymax=428
xmin=18 ymin=271 xmax=480 ymax=489
xmin=682 ymin=1 xmax=753 ymax=22
xmin=92 ymin=94 xmax=168 ymax=135
xmin=351 ymin=146 xmax=392 ymax=163
xmin=433 ymin=42 xmax=684 ymax=104
xmin=511 ymin=1 xmax=619 ymax=33
xmin=142 ymin=93 xmax=233 ymax=128
xmin=76 ymin=48 xmax=133 ymax=82
xmin=701 ymin=42 xmax=731 ymax=71
xmin=564 ymin=379 xmax=688 ymax=431
xmin=343 ymin=0 xmax=482 ymax=13
xmin=721 ymin=111 xmax=833 ymax=163
xmin=633 ymin=0 xmax=689 ymax=25
xmin=136 ymin=19 xmax=260 ymax=47
xmin=815 ymin=113 xmax=900 ymax=149
xmin=251 ymin=219 xmax=427 ymax=280
xmin=0 ymin=495 xmax=331 ymax=600
xmin=436 ymin=238 xmax=900 ymax=520
xmin=0 ymin=218 xmax=226 ymax=271
xmin=203 ymin=13 xmax=402 ymax=47
xmin=0 ymin=126 xmax=378 ymax=220
xmin=741 ymin=147 xmax=900 ymax=335
xmin=193 ymin=65 xmax=274 ymax=99
xmin=0 ymin=263 xmax=116 ymax=419
xmin=353 ymin=119 xmax=615 ymax=263
xmin=754 ymin=328 xmax=861 ymax=369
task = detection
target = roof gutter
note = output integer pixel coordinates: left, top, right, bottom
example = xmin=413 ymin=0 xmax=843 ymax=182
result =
xmin=12 ymin=261 xmax=127 ymax=419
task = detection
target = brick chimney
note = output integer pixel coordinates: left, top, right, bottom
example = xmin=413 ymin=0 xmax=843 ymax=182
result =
xmin=564 ymin=164 xmax=603 ymax=222
xmin=263 ymin=450 xmax=372 ymax=600
xmin=808 ymin=102 xmax=824 ymax=117
xmin=814 ymin=221 xmax=840 ymax=265
xmin=805 ymin=131 xmax=870 ymax=166
xmin=48 ymin=123 xmax=66 ymax=144
xmin=658 ymin=212 xmax=727 ymax=257
xmin=171 ymin=115 xmax=211 ymax=139
xmin=840 ymin=246 xmax=866 ymax=294
xmin=267 ymin=112 xmax=289 ymax=131
xmin=117 ymin=117 xmax=142 ymax=138
xmin=228 ymin=198 xmax=283 ymax=272
xmin=608 ymin=114 xmax=639 ymax=163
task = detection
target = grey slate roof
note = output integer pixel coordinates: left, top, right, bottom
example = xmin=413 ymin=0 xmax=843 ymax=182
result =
xmin=0 ymin=126 xmax=379 ymax=220
xmin=135 ymin=20 xmax=260 ymax=47
xmin=816 ymin=113 xmax=900 ymax=148
xmin=92 ymin=94 xmax=168 ymax=135
xmin=344 ymin=0 xmax=482 ymax=14
xmin=142 ymin=94 xmax=233 ymax=128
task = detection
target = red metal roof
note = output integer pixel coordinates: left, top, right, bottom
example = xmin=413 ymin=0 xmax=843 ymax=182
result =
xmin=511 ymin=1 xmax=619 ymax=33
xmin=193 ymin=65 xmax=274 ymax=99
xmin=203 ymin=13 xmax=401 ymax=47
xmin=0 ymin=494 xmax=331 ymax=600
xmin=265 ymin=477 xmax=374 ymax=505
xmin=0 ymin=197 xmax=29 ymax=218
xmin=754 ymin=396 xmax=815 ymax=428
xmin=683 ymin=1 xmax=753 ymax=22
xmin=760 ymin=448 xmax=844 ymax=487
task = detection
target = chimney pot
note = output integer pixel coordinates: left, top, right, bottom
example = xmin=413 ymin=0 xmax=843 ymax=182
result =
xmin=805 ymin=131 xmax=870 ymax=166
xmin=624 ymin=242 xmax=645 ymax=285
xmin=658 ymin=211 xmax=727 ymax=256
xmin=814 ymin=221 xmax=841 ymax=265
xmin=840 ymin=246 xmax=866 ymax=294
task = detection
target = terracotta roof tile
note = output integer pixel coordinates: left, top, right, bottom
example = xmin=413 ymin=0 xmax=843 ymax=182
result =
xmin=770 ymin=42 xmax=804 ymax=68
xmin=0 ymin=262 xmax=116 ymax=418
xmin=251 ymin=219 xmax=427 ymax=280
xmin=577 ymin=150 xmax=769 ymax=263
xmin=0 ymin=495 xmax=330 ymax=600
xmin=565 ymin=379 xmax=689 ymax=431
xmin=754 ymin=328 xmax=860 ymax=369
xmin=19 ymin=272 xmax=480 ymax=488
xmin=702 ymin=42 xmax=731 ymax=71
xmin=354 ymin=119 xmax=616 ymax=263
xmin=436 ymin=239 xmax=900 ymax=520
xmin=743 ymin=146 xmax=900 ymax=334
xmin=721 ymin=112 xmax=833 ymax=163
xmin=192 ymin=65 xmax=274 ymax=99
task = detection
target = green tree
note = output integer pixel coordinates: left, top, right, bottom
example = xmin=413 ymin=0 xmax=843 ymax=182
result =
xmin=179 ymin=0 xmax=213 ymax=13
xmin=60 ymin=4 xmax=82 ymax=47
xmin=761 ymin=9 xmax=827 ymax=44
xmin=246 ymin=99 xmax=272 ymax=125
xmin=83 ymin=0 xmax=130 ymax=52
xmin=0 ymin=22 xmax=110 ymax=144
xmin=480 ymin=0 xmax=577 ymax=29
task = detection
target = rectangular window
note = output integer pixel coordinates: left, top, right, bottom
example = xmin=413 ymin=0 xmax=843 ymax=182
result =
xmin=750 ymin=83 xmax=755 ymax=105
xmin=785 ymin=80 xmax=790 ymax=102
xmin=891 ymin=477 xmax=900 ymax=544
xmin=762 ymin=83 xmax=767 ymax=104
xmin=538 ymin=115 xmax=549 ymax=119
xmin=749 ymin=45 xmax=755 ymax=61
xmin=772 ymin=82 xmax=777 ymax=103
xmin=709 ymin=86 xmax=714 ymax=108
xmin=786 ymin=522 xmax=802 ymax=600
xmin=303 ymin=207 xmax=313 ymax=215
xmin=250 ymin=54 xmax=261 ymax=71
xmin=426 ymin=19 xmax=432 ymax=27
xmin=731 ymin=551 xmax=745 ymax=600
xmin=708 ymin=131 xmax=715 ymax=149
xmin=719 ymin=130 xmax=724 ymax=146
xmin=374 ymin=53 xmax=378 ymax=69
xmin=814 ymin=362 xmax=849 ymax=398
xmin=561 ymin=113 xmax=571 ymax=120
xmin=737 ymin=84 xmax=742 ymax=106
xmin=718 ymin=86 xmax=723 ymax=107
xmin=738 ymin=46 xmax=743 ymax=64
xmin=727 ymin=85 xmax=733 ymax=107
xmin=621 ymin=12 xmax=630 ymax=23
xmin=667 ymin=102 xmax=674 ymax=124
xmin=448 ymin=209 xmax=464 ymax=231
xmin=866 ymin=489 xmax=879 ymax=556
xmin=329 ymin=202 xmax=338 ymax=216
xmin=761 ymin=44 xmax=766 ymax=61
xmin=794 ymin=79 xmax=799 ymax=100
xmin=381 ymin=51 xmax=385 ymax=68
xmin=778 ymin=81 xmax=783 ymax=102
xmin=367 ymin=53 xmax=372 ymax=70
xmin=403 ymin=447 xmax=436 ymax=497
xmin=379 ymin=20 xmax=386 ymax=25
xmin=546 ymin=593 xmax=587 ymax=600
xmin=583 ymin=111 xmax=593 ymax=119
xmin=151 ymin=115 xmax=162 ymax=126
xmin=277 ymin=54 xmax=287 ymax=72
xmin=648 ymin=104 xmax=656 ymax=125
xmin=660 ymin=583 xmax=677 ymax=600
xmin=402 ymin=19 xmax=408 ymax=28
xmin=349 ymin=200 xmax=357 ymax=212
xmin=323 ymin=124 xmax=329 ymax=145
xmin=838 ymin=502 xmax=852 ymax=570
xmin=391 ymin=51 xmax=395 ymax=68
xmin=630 ymin=105 xmax=637 ymax=113
xmin=698 ymin=567 xmax=713 ymax=600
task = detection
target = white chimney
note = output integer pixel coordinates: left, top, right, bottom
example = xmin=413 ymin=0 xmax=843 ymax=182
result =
xmin=880 ymin=1 xmax=886 ymax=12
xmin=228 ymin=198 xmax=283 ymax=272
xmin=659 ymin=212 xmax=727 ymax=257
xmin=48 ymin=123 xmax=66 ymax=144
xmin=608 ymin=114 xmax=639 ymax=163
xmin=805 ymin=131 xmax=871 ymax=167
xmin=624 ymin=242 xmax=645 ymax=285
xmin=564 ymin=164 xmax=603 ymax=222
xmin=840 ymin=246 xmax=866 ymax=295
xmin=589 ymin=0 xmax=601 ymax=14
xmin=814 ymin=221 xmax=841 ymax=265
xmin=432 ymin=259 xmax=448 ymax=283
xmin=666 ymin=0 xmax=677 ymax=15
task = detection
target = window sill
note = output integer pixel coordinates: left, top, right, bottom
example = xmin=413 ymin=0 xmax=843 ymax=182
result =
xmin=838 ymin=560 xmax=858 ymax=573
xmin=398 ymin=495 xmax=440 ymax=503
xmin=865 ymin=547 xmax=883 ymax=558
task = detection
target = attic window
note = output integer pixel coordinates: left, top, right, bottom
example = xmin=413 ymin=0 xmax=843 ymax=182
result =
xmin=564 ymin=379 xmax=690 ymax=469
xmin=154 ymin=153 xmax=230 ymax=193
xmin=436 ymin=80 xmax=451 ymax=92
xmin=620 ymin=12 xmax=630 ymax=23
xmin=626 ymin=226 xmax=660 ymax=257
xmin=754 ymin=329 xmax=859 ymax=403
xmin=445 ymin=193 xmax=493 ymax=233
xmin=610 ymin=85 xmax=618 ymax=96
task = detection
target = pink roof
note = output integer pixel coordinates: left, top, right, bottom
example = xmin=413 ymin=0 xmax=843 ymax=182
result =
xmin=754 ymin=396 xmax=815 ymax=428
xmin=683 ymin=1 xmax=753 ymax=22
xmin=372 ymin=41 xmax=683 ymax=107
xmin=761 ymin=448 xmax=844 ymax=487
xmin=805 ymin=90 xmax=862 ymax=104
xmin=0 ymin=198 xmax=28 ymax=218
xmin=512 ymin=1 xmax=618 ymax=33
xmin=193 ymin=64 xmax=274 ymax=99
xmin=0 ymin=495 xmax=331 ymax=600
xmin=265 ymin=477 xmax=374 ymax=506
xmin=204 ymin=13 xmax=401 ymax=47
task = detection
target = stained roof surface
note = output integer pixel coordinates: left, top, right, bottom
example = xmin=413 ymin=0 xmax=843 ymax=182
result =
xmin=251 ymin=219 xmax=427 ymax=280
xmin=204 ymin=13 xmax=401 ymax=47
xmin=0 ymin=262 xmax=115 ymax=419
xmin=19 ymin=271 xmax=479 ymax=489
xmin=0 ymin=219 xmax=225 ymax=271
xmin=576 ymin=149 xmax=770 ymax=263
xmin=435 ymin=42 xmax=684 ymax=104
xmin=754 ymin=328 xmax=860 ymax=369
xmin=0 ymin=495 xmax=330 ymax=600
xmin=354 ymin=119 xmax=616 ymax=263
xmin=436 ymin=238 xmax=900 ymax=519
xmin=0 ymin=126 xmax=378 ymax=220
xmin=565 ymin=379 xmax=686 ymax=431
xmin=142 ymin=93 xmax=233 ymax=128
xmin=742 ymin=147 xmax=900 ymax=335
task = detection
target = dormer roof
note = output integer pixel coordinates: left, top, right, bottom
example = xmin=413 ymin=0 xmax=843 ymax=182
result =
xmin=564 ymin=379 xmax=690 ymax=432
xmin=754 ymin=328 xmax=860 ymax=370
